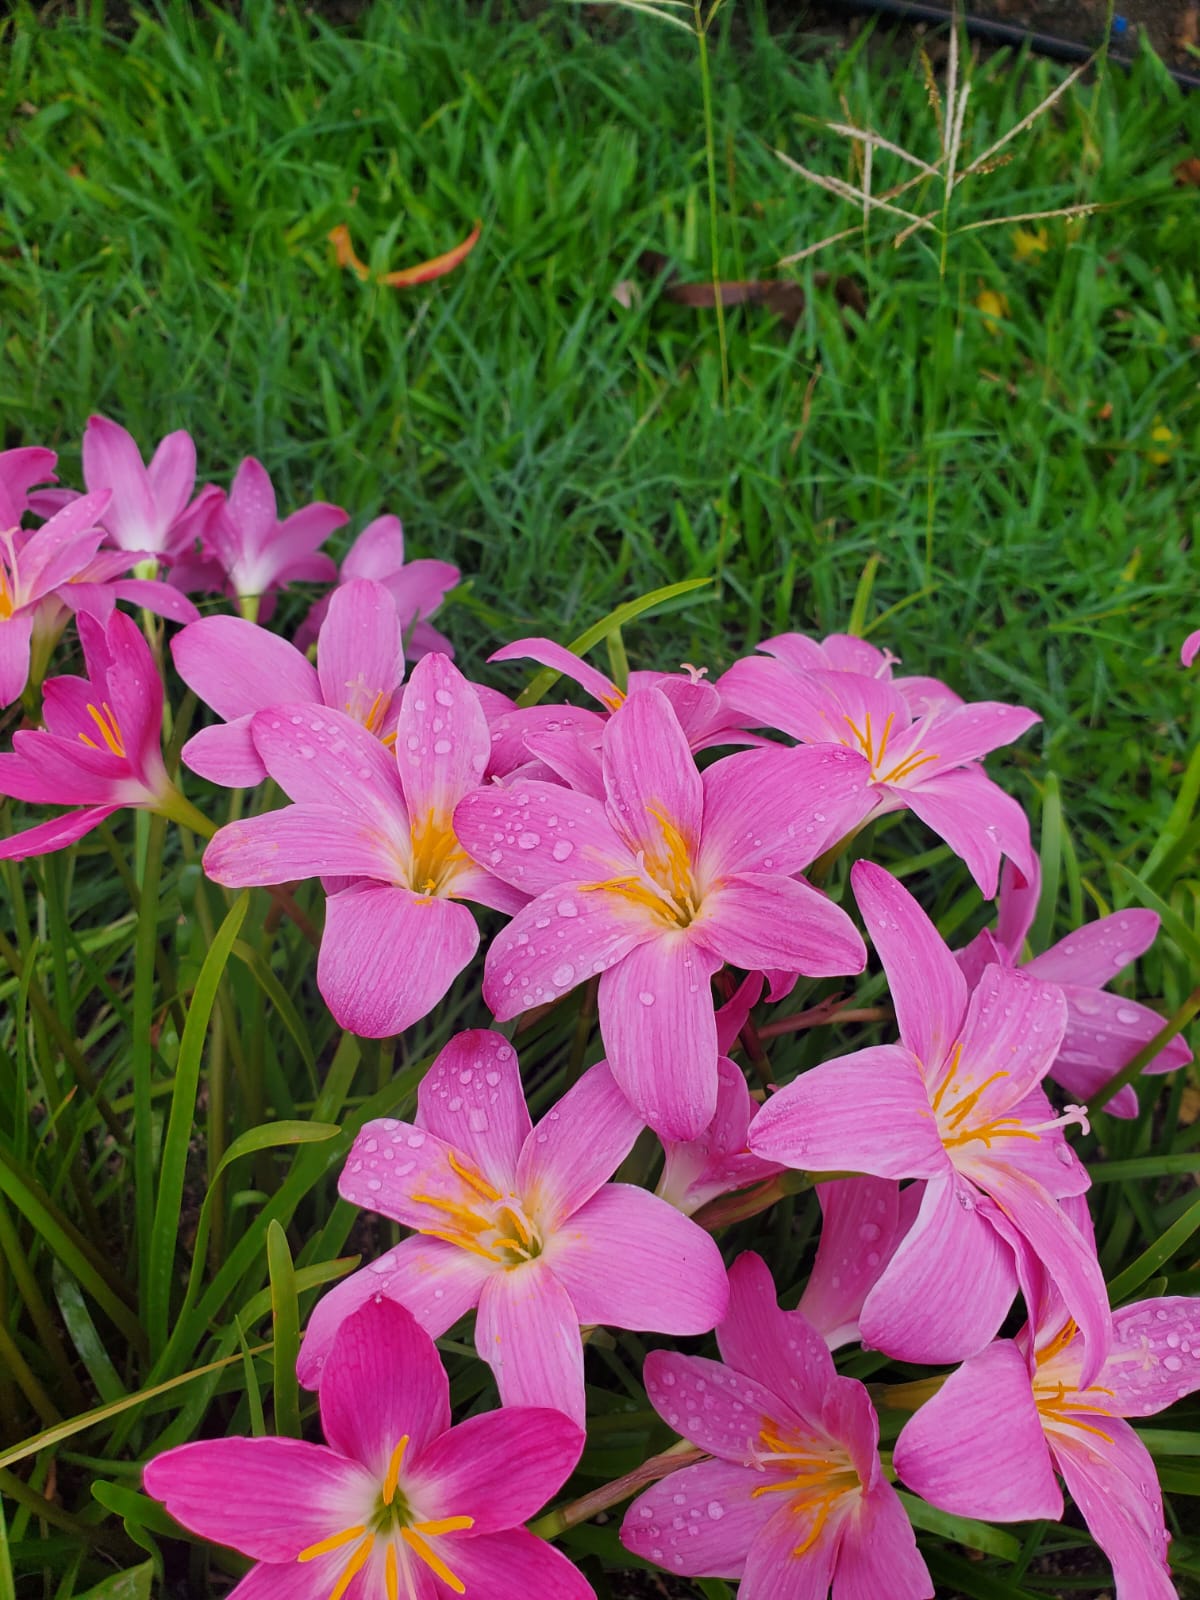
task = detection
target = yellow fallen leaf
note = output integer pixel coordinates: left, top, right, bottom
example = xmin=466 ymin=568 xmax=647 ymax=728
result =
xmin=974 ymin=288 xmax=1009 ymax=335
xmin=1012 ymin=225 xmax=1049 ymax=261
xmin=1147 ymin=413 xmax=1177 ymax=466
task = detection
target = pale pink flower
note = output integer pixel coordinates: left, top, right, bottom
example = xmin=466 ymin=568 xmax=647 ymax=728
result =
xmin=193 ymin=456 xmax=345 ymax=605
xmin=0 ymin=446 xmax=59 ymax=527
xmin=81 ymin=414 xmax=217 ymax=562
xmin=731 ymin=629 xmax=962 ymax=717
xmin=296 ymin=1030 xmax=729 ymax=1426
xmin=145 ymin=1296 xmax=594 ymax=1600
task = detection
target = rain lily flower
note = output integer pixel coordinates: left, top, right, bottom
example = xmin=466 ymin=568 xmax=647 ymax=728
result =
xmin=656 ymin=1058 xmax=782 ymax=1216
xmin=749 ymin=861 xmax=1111 ymax=1380
xmin=81 ymin=414 xmax=218 ymax=566
xmin=1182 ymin=630 xmax=1200 ymax=668
xmin=297 ymin=513 xmax=459 ymax=659
xmin=296 ymin=1030 xmax=729 ymax=1425
xmin=718 ymin=650 xmax=1039 ymax=897
xmin=0 ymin=446 xmax=58 ymax=527
xmin=191 ymin=456 xmax=345 ymax=614
xmin=730 ymin=629 xmax=962 ymax=717
xmin=455 ymin=688 xmax=869 ymax=1140
xmin=0 ymin=610 xmax=206 ymax=858
xmin=174 ymin=578 xmax=405 ymax=787
xmin=894 ymin=1285 xmax=1200 ymax=1600
xmin=203 ymin=654 xmax=522 ymax=1037
xmin=146 ymin=1296 xmax=594 ymax=1600
xmin=620 ymin=1252 xmax=932 ymax=1600
xmin=797 ymin=1177 xmax=916 ymax=1350
xmin=958 ymin=860 xmax=1191 ymax=1117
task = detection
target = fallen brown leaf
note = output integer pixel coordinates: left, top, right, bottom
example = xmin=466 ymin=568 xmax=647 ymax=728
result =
xmin=638 ymin=250 xmax=865 ymax=331
xmin=1173 ymin=156 xmax=1200 ymax=188
xmin=329 ymin=220 xmax=482 ymax=288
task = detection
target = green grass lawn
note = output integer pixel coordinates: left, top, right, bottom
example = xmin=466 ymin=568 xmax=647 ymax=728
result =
xmin=2 ymin=2 xmax=1200 ymax=1595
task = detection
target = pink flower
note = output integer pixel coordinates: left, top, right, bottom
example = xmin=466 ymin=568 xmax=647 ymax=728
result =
xmin=1182 ymin=630 xmax=1200 ymax=668
xmin=718 ymin=648 xmax=1039 ymax=897
xmin=796 ymin=1177 xmax=917 ymax=1350
xmin=145 ymin=1296 xmax=594 ymax=1600
xmin=195 ymin=456 xmax=345 ymax=608
xmin=203 ymin=653 xmax=521 ymax=1037
xmin=958 ymin=859 xmax=1191 ymax=1118
xmin=620 ymin=1252 xmax=932 ymax=1600
xmin=0 ymin=446 xmax=59 ymax=527
xmin=749 ymin=861 xmax=1111 ymax=1380
xmin=656 ymin=1058 xmax=783 ymax=1216
xmin=729 ymin=629 xmax=962 ymax=718
xmin=81 ymin=415 xmax=217 ymax=562
xmin=894 ymin=1285 xmax=1200 ymax=1600
xmin=297 ymin=513 xmax=459 ymax=659
xmin=455 ymin=688 xmax=869 ymax=1140
xmin=296 ymin=1030 xmax=729 ymax=1425
xmin=0 ymin=609 xmax=191 ymax=858
xmin=174 ymin=578 xmax=406 ymax=787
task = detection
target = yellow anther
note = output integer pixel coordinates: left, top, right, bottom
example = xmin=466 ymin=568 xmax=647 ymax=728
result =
xmin=383 ymin=1435 xmax=409 ymax=1506
xmin=329 ymin=1533 xmax=375 ymax=1600
xmin=448 ymin=1150 xmax=503 ymax=1203
xmin=298 ymin=1524 xmax=366 ymax=1562
xmin=401 ymin=1525 xmax=470 ymax=1594
xmin=385 ymin=1542 xmax=400 ymax=1600
xmin=78 ymin=701 xmax=126 ymax=757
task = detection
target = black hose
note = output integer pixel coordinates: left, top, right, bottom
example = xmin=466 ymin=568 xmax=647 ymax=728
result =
xmin=828 ymin=0 xmax=1200 ymax=90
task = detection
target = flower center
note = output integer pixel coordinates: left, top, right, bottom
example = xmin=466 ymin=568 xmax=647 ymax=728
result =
xmin=411 ymin=1150 xmax=544 ymax=1268
xmin=840 ymin=710 xmax=938 ymax=785
xmin=77 ymin=701 xmax=127 ymax=758
xmin=750 ymin=1421 xmax=861 ymax=1557
xmin=930 ymin=1044 xmax=1090 ymax=1157
xmin=297 ymin=1435 xmax=476 ymax=1599
xmin=580 ymin=803 xmax=702 ymax=928
xmin=408 ymin=809 xmax=468 ymax=899
xmin=1032 ymin=1323 xmax=1115 ymax=1444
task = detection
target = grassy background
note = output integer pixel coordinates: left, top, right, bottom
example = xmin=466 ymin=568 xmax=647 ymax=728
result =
xmin=1 ymin=2 xmax=1200 ymax=1596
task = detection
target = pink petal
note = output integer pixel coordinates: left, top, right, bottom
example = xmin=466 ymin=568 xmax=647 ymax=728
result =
xmin=483 ymin=888 xmax=654 ymax=1020
xmin=224 ymin=1560 xmax=344 ymax=1600
xmin=92 ymin=609 xmax=165 ymax=786
xmin=392 ymin=654 xmax=489 ymax=821
xmin=834 ymin=1480 xmax=934 ymax=1600
xmin=454 ymin=780 xmax=631 ymax=896
xmin=740 ymin=1499 xmax=840 ymax=1600
xmin=547 ymin=1184 xmax=729 ymax=1333
xmin=1053 ymin=986 xmax=1192 ymax=1098
xmin=408 ymin=1409 xmax=583 ymax=1533
xmin=474 ymin=1263 xmax=586 ymax=1425
xmin=952 ymin=964 xmax=1066 ymax=1113
xmin=893 ymin=1340 xmax=1062 ymax=1519
xmin=850 ymin=861 xmax=967 ymax=1069
xmin=920 ymin=700 xmax=1040 ymax=766
xmin=203 ymin=806 xmax=400 ymax=885
xmin=82 ymin=415 xmax=157 ymax=550
xmin=713 ymin=1251 xmax=834 ymax=1413
xmin=489 ymin=636 xmax=621 ymax=709
xmin=0 ymin=614 xmax=34 ymax=706
xmin=658 ymin=1055 xmax=780 ymax=1213
xmin=225 ymin=457 xmax=277 ymax=547
xmin=1050 ymin=1416 xmax=1175 ymax=1600
xmin=643 ymin=1351 xmax=784 ymax=1461
xmin=598 ymin=933 xmax=723 ymax=1140
xmin=249 ymin=704 xmax=402 ymax=820
xmin=142 ymin=1437 xmax=373 ymax=1561
xmin=1028 ymin=908 xmax=1161 ymax=986
xmin=748 ymin=1046 xmax=946 ymax=1180
xmin=716 ymin=655 xmax=840 ymax=744
xmin=1099 ymin=1297 xmax=1200 ymax=1416
xmin=319 ymin=1297 xmax=450 ymax=1478
xmin=316 ymin=578 xmax=404 ymax=721
xmin=146 ymin=430 xmax=197 ymax=524
xmin=416 ymin=1031 xmax=530 ymax=1188
xmin=996 ymin=855 xmax=1040 ymax=954
xmin=1183 ymin=629 xmax=1200 ymax=669
xmin=521 ymin=726 xmax=606 ymax=796
xmin=109 ymin=577 xmax=200 ymax=622
xmin=621 ymin=1457 xmax=774 ymax=1578
xmin=602 ymin=688 xmax=703 ymax=858
xmin=320 ymin=885 xmax=479 ymax=1037
xmin=0 ymin=804 xmax=119 ymax=860
xmin=517 ymin=1061 xmax=643 ymax=1224
xmin=16 ymin=492 xmax=110 ymax=595
xmin=171 ymin=617 xmax=317 ymax=721
xmin=181 ymin=721 xmax=267 ymax=788
xmin=431 ymin=1529 xmax=596 ymax=1600
xmin=297 ymin=1237 xmax=487 ymax=1387
xmin=901 ymin=764 xmax=1035 ymax=899
xmin=797 ymin=1178 xmax=902 ymax=1349
xmin=697 ymin=871 xmax=866 ymax=978
xmin=858 ymin=1174 xmax=1017 ymax=1364
xmin=698 ymin=744 xmax=873 ymax=878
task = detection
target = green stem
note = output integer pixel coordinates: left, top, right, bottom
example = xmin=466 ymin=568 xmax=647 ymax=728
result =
xmin=529 ymin=1439 xmax=702 ymax=1539
xmin=695 ymin=2 xmax=729 ymax=415
xmin=156 ymin=788 xmax=217 ymax=839
xmin=133 ymin=812 xmax=169 ymax=1307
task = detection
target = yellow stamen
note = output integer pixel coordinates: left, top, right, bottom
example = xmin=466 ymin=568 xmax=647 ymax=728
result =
xmin=78 ymin=701 xmax=126 ymax=757
xmin=412 ymin=1517 xmax=475 ymax=1537
xmin=408 ymin=808 xmax=468 ymax=898
xmin=385 ymin=1542 xmax=400 ymax=1600
xmin=878 ymin=750 xmax=940 ymax=785
xmin=383 ymin=1435 xmax=409 ymax=1506
xmin=419 ymin=1228 xmax=503 ymax=1263
xmin=941 ymin=1069 xmax=1008 ymax=1130
xmin=298 ymin=1525 xmax=367 ymax=1562
xmin=448 ymin=1150 xmax=502 ymax=1203
xmin=401 ymin=1526 xmax=469 ymax=1594
xmin=409 ymin=1193 xmax=494 ymax=1233
xmin=601 ymin=687 xmax=626 ymax=711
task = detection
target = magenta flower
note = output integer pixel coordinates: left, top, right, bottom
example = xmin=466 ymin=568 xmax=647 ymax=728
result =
xmin=1182 ymin=630 xmax=1200 ymax=668
xmin=796 ymin=1177 xmax=916 ymax=1350
xmin=0 ymin=446 xmax=59 ymax=527
xmin=195 ymin=456 xmax=345 ymax=609
xmin=718 ymin=650 xmax=1039 ymax=896
xmin=959 ymin=860 xmax=1191 ymax=1118
xmin=296 ymin=1030 xmax=729 ymax=1425
xmin=297 ymin=513 xmax=459 ymax=659
xmin=749 ymin=861 xmax=1111 ymax=1380
xmin=0 ymin=610 xmax=198 ymax=858
xmin=174 ymin=578 xmax=406 ymax=787
xmin=455 ymin=688 xmax=869 ymax=1140
xmin=656 ymin=1058 xmax=782 ymax=1216
xmin=146 ymin=1296 xmax=593 ymax=1600
xmin=203 ymin=653 xmax=521 ymax=1037
xmin=81 ymin=414 xmax=217 ymax=563
xmin=620 ymin=1252 xmax=932 ymax=1600
xmin=894 ymin=1286 xmax=1200 ymax=1600
xmin=729 ymin=629 xmax=962 ymax=718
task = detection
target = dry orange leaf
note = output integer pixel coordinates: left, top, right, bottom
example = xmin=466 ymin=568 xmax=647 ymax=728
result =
xmin=328 ymin=220 xmax=482 ymax=288
xmin=1173 ymin=157 xmax=1200 ymax=188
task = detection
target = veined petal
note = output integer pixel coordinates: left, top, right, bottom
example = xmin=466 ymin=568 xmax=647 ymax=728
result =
xmin=996 ymin=855 xmax=1040 ymax=955
xmin=416 ymin=1031 xmax=529 ymax=1190
xmin=858 ymin=1174 xmax=1018 ymax=1365
xmin=644 ymin=1351 xmax=784 ymax=1462
xmin=319 ymin=886 xmax=478 ymax=1037
xmin=832 ymin=1480 xmax=934 ymax=1600
xmin=0 ymin=804 xmax=119 ymax=860
xmin=698 ymin=744 xmax=873 ymax=878
xmin=1098 ymin=1297 xmax=1200 ymax=1417
xmin=316 ymin=579 xmax=404 ymax=730
xmin=696 ymin=872 xmax=866 ymax=978
xmin=1050 ymin=1416 xmax=1175 ymax=1600
xmin=224 ymin=1558 xmax=350 ymax=1600
xmin=142 ymin=1437 xmax=374 ymax=1561
xmin=483 ymin=888 xmax=653 ymax=1020
xmin=427 ymin=1529 xmax=596 ymax=1600
xmin=109 ymin=576 xmax=200 ymax=623
xmin=146 ymin=429 xmax=197 ymax=523
xmin=181 ymin=721 xmax=267 ymax=788
xmin=598 ymin=933 xmax=723 ymax=1140
xmin=919 ymin=700 xmax=1040 ymax=767
xmin=602 ymin=687 xmax=703 ymax=860
xmin=490 ymin=636 xmax=622 ymax=708
xmin=547 ymin=1184 xmax=728 ymax=1333
xmin=622 ymin=1458 xmax=775 ymax=1579
xmin=82 ymin=415 xmax=157 ymax=549
xmin=296 ymin=1237 xmax=488 ymax=1388
xmin=319 ymin=1298 xmax=450 ymax=1478
xmin=408 ymin=1409 xmax=583 ymax=1534
xmin=901 ymin=765 xmax=1035 ymax=899
xmin=203 ymin=806 xmax=400 ymax=886
xmin=250 ymin=703 xmax=403 ymax=822
xmin=850 ymin=862 xmax=967 ymax=1070
xmin=454 ymin=780 xmax=632 ymax=895
xmin=393 ymin=653 xmax=489 ymax=820
xmin=797 ymin=1178 xmax=902 ymax=1350
xmin=716 ymin=655 xmax=845 ymax=744
xmin=748 ymin=1046 xmax=946 ymax=1180
xmin=475 ymin=1263 xmax=586 ymax=1426
xmin=517 ymin=1061 xmax=643 ymax=1224
xmin=740 ymin=1498 xmax=841 ymax=1600
xmin=892 ymin=1341 xmax=1062 ymax=1520
xmin=951 ymin=964 xmax=1066 ymax=1115
xmin=716 ymin=1252 xmax=835 ymax=1417
xmin=0 ymin=614 xmax=34 ymax=706
xmin=1027 ymin=908 xmax=1161 ymax=987
xmin=171 ymin=616 xmax=317 ymax=721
